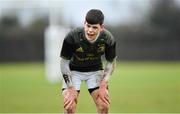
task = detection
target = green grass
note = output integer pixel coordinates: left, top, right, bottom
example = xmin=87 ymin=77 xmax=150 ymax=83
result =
xmin=0 ymin=62 xmax=180 ymax=113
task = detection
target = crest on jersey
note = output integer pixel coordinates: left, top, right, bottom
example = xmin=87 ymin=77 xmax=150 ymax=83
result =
xmin=97 ymin=44 xmax=105 ymax=52
xmin=76 ymin=47 xmax=84 ymax=52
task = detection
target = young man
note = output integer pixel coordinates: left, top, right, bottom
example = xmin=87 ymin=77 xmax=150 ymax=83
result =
xmin=60 ymin=9 xmax=116 ymax=114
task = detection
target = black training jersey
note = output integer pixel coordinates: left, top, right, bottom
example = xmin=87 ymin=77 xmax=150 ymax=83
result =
xmin=60 ymin=27 xmax=116 ymax=72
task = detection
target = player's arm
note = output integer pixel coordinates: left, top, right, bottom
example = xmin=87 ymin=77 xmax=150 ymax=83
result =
xmin=98 ymin=59 xmax=116 ymax=105
xmin=60 ymin=31 xmax=74 ymax=88
xmin=100 ymin=58 xmax=116 ymax=88
xmin=101 ymin=31 xmax=116 ymax=86
xmin=61 ymin=58 xmax=77 ymax=109
xmin=102 ymin=58 xmax=116 ymax=82
xmin=60 ymin=32 xmax=77 ymax=109
xmin=60 ymin=58 xmax=73 ymax=88
xmin=98 ymin=31 xmax=116 ymax=104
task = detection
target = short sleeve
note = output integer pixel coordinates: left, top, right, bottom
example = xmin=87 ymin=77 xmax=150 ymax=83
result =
xmin=105 ymin=35 xmax=116 ymax=62
xmin=60 ymin=32 xmax=74 ymax=60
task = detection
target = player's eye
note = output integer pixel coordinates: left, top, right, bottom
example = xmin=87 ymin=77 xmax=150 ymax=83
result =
xmin=92 ymin=26 xmax=98 ymax=29
xmin=87 ymin=24 xmax=91 ymax=28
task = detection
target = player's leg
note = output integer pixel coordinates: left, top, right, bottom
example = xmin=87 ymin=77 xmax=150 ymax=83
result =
xmin=90 ymin=88 xmax=110 ymax=114
xmin=62 ymin=71 xmax=82 ymax=114
xmin=62 ymin=89 xmax=79 ymax=113
xmin=86 ymin=71 xmax=110 ymax=113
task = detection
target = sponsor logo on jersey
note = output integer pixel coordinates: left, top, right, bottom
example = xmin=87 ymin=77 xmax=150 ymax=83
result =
xmin=76 ymin=47 xmax=84 ymax=52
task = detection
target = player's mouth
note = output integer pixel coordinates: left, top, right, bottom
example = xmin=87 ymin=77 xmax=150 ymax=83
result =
xmin=87 ymin=33 xmax=95 ymax=37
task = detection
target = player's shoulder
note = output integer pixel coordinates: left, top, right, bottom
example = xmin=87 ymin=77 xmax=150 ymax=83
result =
xmin=68 ymin=27 xmax=83 ymax=36
xmin=101 ymin=29 xmax=115 ymax=44
xmin=65 ymin=27 xmax=83 ymax=43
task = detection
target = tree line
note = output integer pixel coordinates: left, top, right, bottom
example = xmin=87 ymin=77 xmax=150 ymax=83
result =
xmin=0 ymin=0 xmax=180 ymax=62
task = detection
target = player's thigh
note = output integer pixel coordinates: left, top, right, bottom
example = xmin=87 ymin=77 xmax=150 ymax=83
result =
xmin=62 ymin=71 xmax=82 ymax=90
xmin=90 ymin=89 xmax=99 ymax=104
xmin=86 ymin=70 xmax=103 ymax=89
xmin=91 ymin=89 xmax=110 ymax=107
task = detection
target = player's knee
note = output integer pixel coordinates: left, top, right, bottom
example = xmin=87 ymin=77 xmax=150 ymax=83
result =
xmin=64 ymin=101 xmax=76 ymax=113
xmin=97 ymin=101 xmax=109 ymax=112
xmin=65 ymin=107 xmax=75 ymax=113
xmin=64 ymin=104 xmax=76 ymax=113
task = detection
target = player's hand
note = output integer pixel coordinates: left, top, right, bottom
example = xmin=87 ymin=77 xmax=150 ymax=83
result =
xmin=98 ymin=80 xmax=110 ymax=105
xmin=63 ymin=87 xmax=77 ymax=110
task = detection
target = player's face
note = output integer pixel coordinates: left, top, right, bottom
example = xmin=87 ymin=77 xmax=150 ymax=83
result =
xmin=84 ymin=22 xmax=103 ymax=41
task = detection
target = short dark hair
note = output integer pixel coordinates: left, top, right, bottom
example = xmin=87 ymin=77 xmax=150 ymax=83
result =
xmin=85 ymin=9 xmax=104 ymax=25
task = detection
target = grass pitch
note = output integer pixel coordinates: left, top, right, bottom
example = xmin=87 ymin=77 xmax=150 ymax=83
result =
xmin=0 ymin=62 xmax=180 ymax=113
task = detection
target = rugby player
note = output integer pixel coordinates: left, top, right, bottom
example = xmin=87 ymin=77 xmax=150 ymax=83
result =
xmin=60 ymin=9 xmax=116 ymax=114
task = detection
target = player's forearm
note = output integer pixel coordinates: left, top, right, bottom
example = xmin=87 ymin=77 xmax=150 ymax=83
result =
xmin=60 ymin=58 xmax=73 ymax=88
xmin=102 ymin=58 xmax=116 ymax=83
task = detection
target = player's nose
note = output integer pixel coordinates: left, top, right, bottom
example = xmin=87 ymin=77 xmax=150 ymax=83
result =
xmin=88 ymin=27 xmax=93 ymax=32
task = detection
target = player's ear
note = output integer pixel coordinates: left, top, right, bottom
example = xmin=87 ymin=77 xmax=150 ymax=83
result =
xmin=100 ymin=24 xmax=104 ymax=31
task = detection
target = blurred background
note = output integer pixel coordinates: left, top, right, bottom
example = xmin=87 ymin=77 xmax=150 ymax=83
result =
xmin=0 ymin=0 xmax=180 ymax=113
